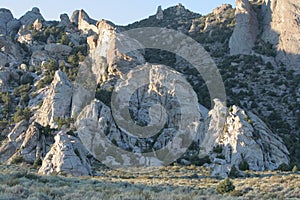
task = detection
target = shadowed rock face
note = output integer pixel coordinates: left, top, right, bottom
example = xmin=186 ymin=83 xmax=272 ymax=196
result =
xmin=261 ymin=0 xmax=300 ymax=70
xmin=0 ymin=8 xmax=13 ymax=35
xmin=19 ymin=7 xmax=44 ymax=26
xmin=229 ymin=0 xmax=259 ymax=55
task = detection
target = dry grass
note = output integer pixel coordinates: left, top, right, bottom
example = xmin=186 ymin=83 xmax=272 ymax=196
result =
xmin=0 ymin=164 xmax=299 ymax=199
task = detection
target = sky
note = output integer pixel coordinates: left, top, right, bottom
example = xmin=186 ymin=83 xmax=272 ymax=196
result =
xmin=0 ymin=0 xmax=236 ymax=25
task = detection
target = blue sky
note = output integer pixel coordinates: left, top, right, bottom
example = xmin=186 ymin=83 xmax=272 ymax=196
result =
xmin=0 ymin=0 xmax=235 ymax=25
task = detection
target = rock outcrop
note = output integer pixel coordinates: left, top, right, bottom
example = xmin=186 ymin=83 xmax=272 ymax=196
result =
xmin=229 ymin=0 xmax=259 ymax=55
xmin=38 ymin=131 xmax=92 ymax=176
xmin=44 ymin=44 xmax=72 ymax=57
xmin=19 ymin=7 xmax=44 ymax=26
xmin=0 ymin=35 xmax=23 ymax=67
xmin=75 ymin=62 xmax=202 ymax=168
xmin=201 ymin=100 xmax=290 ymax=177
xmin=0 ymin=121 xmax=52 ymax=164
xmin=71 ymin=20 xmax=144 ymax=116
xmin=34 ymin=70 xmax=73 ymax=128
xmin=70 ymin=9 xmax=98 ymax=34
xmin=0 ymin=8 xmax=14 ymax=35
xmin=261 ymin=0 xmax=300 ymax=70
xmin=0 ymin=5 xmax=294 ymax=177
xmin=58 ymin=14 xmax=71 ymax=28
xmin=156 ymin=6 xmax=164 ymax=20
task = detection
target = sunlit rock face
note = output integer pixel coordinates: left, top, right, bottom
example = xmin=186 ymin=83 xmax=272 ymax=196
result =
xmin=261 ymin=0 xmax=300 ymax=70
xmin=201 ymin=100 xmax=289 ymax=177
xmin=38 ymin=131 xmax=93 ymax=176
xmin=34 ymin=70 xmax=73 ymax=129
xmin=229 ymin=0 xmax=259 ymax=55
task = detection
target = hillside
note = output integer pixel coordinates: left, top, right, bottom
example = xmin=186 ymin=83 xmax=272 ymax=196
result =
xmin=0 ymin=0 xmax=299 ymax=183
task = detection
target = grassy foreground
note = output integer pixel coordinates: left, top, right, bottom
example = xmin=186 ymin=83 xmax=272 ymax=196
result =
xmin=0 ymin=164 xmax=299 ymax=200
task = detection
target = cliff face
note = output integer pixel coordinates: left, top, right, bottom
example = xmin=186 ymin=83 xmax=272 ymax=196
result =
xmin=229 ymin=0 xmax=300 ymax=70
xmin=261 ymin=0 xmax=300 ymax=70
xmin=229 ymin=0 xmax=259 ymax=55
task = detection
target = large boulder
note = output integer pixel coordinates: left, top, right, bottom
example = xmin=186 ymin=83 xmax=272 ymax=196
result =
xmin=29 ymin=50 xmax=50 ymax=68
xmin=38 ymin=131 xmax=92 ymax=176
xmin=221 ymin=105 xmax=289 ymax=170
xmin=229 ymin=0 xmax=259 ymax=55
xmin=44 ymin=44 xmax=72 ymax=57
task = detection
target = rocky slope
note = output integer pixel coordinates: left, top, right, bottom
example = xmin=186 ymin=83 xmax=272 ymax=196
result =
xmin=0 ymin=2 xmax=299 ymax=176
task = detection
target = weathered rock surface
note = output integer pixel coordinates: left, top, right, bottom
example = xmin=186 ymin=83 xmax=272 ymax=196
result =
xmin=75 ymin=62 xmax=201 ymax=168
xmin=229 ymin=0 xmax=259 ymax=55
xmin=6 ymin=19 xmax=21 ymax=36
xmin=0 ymin=35 xmax=23 ymax=67
xmin=201 ymin=100 xmax=290 ymax=176
xmin=17 ymin=29 xmax=33 ymax=44
xmin=19 ymin=7 xmax=44 ymax=26
xmin=0 ymin=70 xmax=10 ymax=92
xmin=38 ymin=131 xmax=92 ymax=176
xmin=71 ymin=20 xmax=144 ymax=116
xmin=203 ymin=4 xmax=234 ymax=32
xmin=33 ymin=18 xmax=43 ymax=31
xmin=71 ymin=9 xmax=98 ymax=34
xmin=58 ymin=14 xmax=71 ymax=27
xmin=0 ymin=8 xmax=14 ymax=35
xmin=0 ymin=5 xmax=294 ymax=177
xmin=34 ymin=70 xmax=72 ymax=128
xmin=44 ymin=44 xmax=72 ymax=56
xmin=156 ymin=6 xmax=164 ymax=20
xmin=261 ymin=0 xmax=300 ymax=70
xmin=30 ymin=50 xmax=50 ymax=69
xmin=0 ymin=122 xmax=51 ymax=164
xmin=213 ymin=4 xmax=233 ymax=16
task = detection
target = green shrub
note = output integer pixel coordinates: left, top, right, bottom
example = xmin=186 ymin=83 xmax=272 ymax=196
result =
xmin=216 ymin=154 xmax=225 ymax=159
xmin=58 ymin=34 xmax=70 ymax=45
xmin=216 ymin=178 xmax=235 ymax=194
xmin=230 ymin=189 xmax=243 ymax=197
xmin=21 ymin=93 xmax=30 ymax=104
xmin=13 ymin=107 xmax=31 ymax=123
xmin=0 ymin=92 xmax=11 ymax=105
xmin=11 ymin=156 xmax=24 ymax=164
xmin=276 ymin=163 xmax=292 ymax=171
xmin=213 ymin=145 xmax=223 ymax=154
xmin=95 ymin=88 xmax=113 ymax=106
xmin=239 ymin=160 xmax=249 ymax=171
xmin=229 ymin=165 xmax=239 ymax=178
xmin=54 ymin=117 xmax=74 ymax=129
xmin=3 ymin=177 xmax=20 ymax=187
xmin=33 ymin=157 xmax=42 ymax=168
xmin=14 ymin=83 xmax=31 ymax=96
